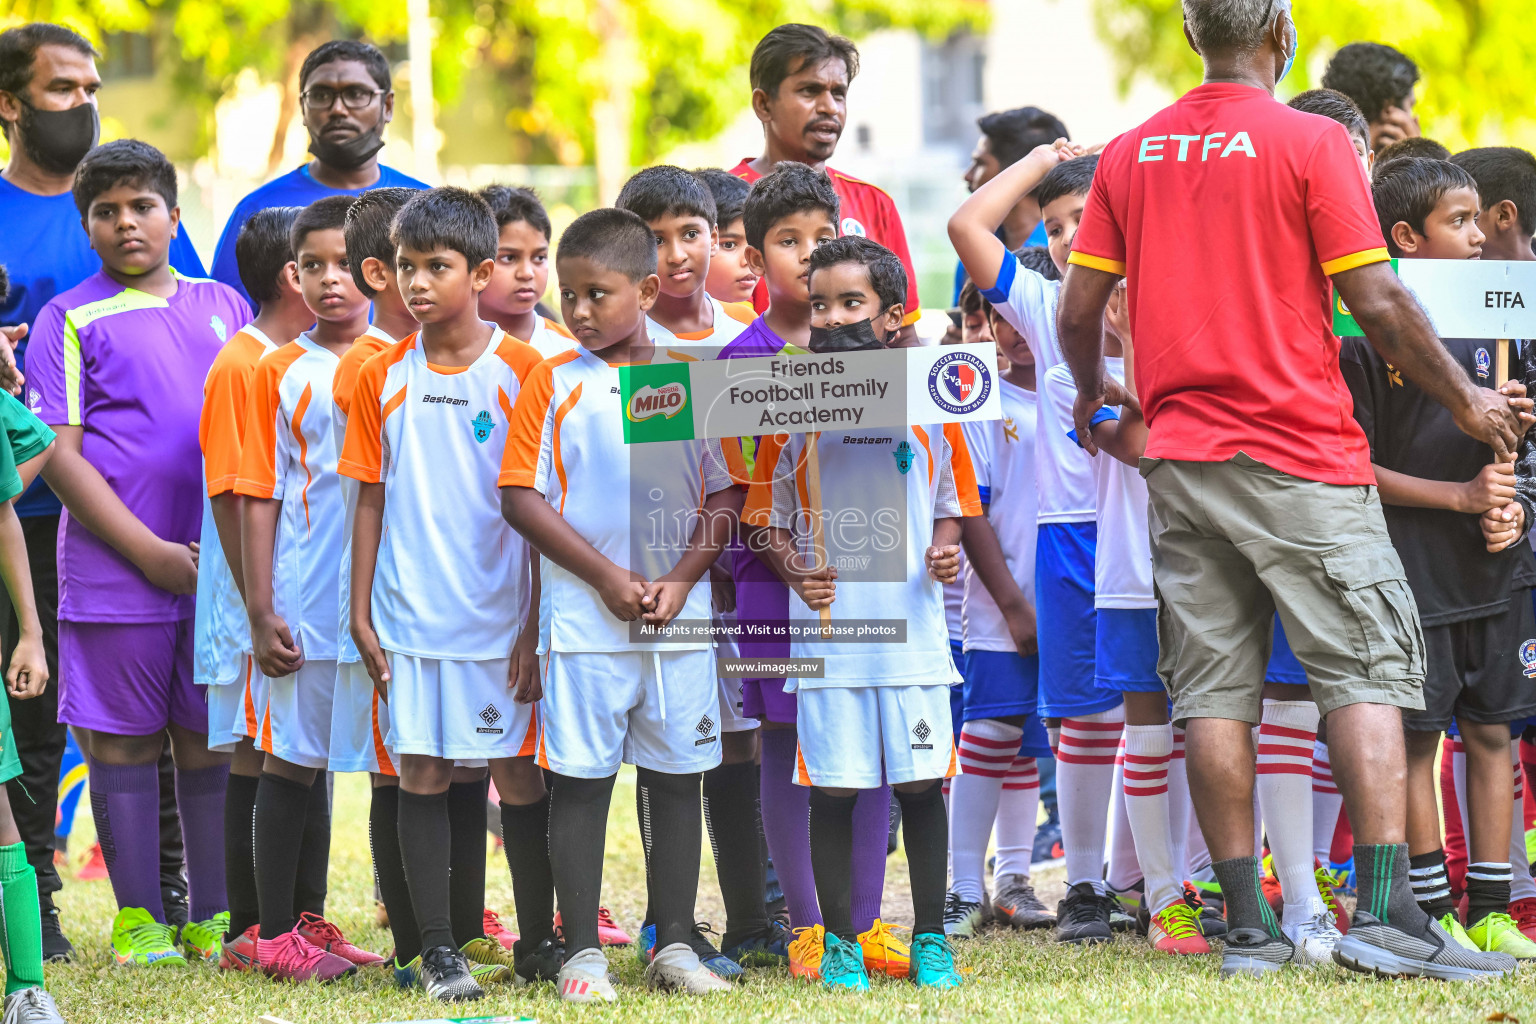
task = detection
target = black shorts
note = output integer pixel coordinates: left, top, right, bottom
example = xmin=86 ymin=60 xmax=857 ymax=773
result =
xmin=1404 ymin=590 xmax=1536 ymax=732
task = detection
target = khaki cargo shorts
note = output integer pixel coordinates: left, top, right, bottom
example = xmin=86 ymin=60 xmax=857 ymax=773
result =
xmin=1144 ymin=454 xmax=1425 ymax=725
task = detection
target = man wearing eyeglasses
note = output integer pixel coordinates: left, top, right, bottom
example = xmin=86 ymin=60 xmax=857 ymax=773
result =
xmin=209 ymin=40 xmax=427 ymax=303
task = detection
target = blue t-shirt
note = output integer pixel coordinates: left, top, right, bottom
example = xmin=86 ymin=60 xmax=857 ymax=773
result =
xmin=210 ymin=163 xmax=429 ymax=304
xmin=0 ymin=175 xmax=207 ymax=517
xmin=951 ymin=220 xmax=1048 ymax=307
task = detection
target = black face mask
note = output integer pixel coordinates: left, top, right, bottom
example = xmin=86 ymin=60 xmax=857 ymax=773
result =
xmin=808 ymin=318 xmax=885 ymax=353
xmin=15 ymin=100 xmax=98 ymax=176
xmin=307 ymin=123 xmax=385 ymax=172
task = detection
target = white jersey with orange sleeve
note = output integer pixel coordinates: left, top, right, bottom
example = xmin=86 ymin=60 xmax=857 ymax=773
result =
xmin=340 ymin=329 xmax=541 ymax=661
xmin=235 ymin=335 xmax=345 ymax=661
xmin=526 ymin=315 xmax=577 ymax=360
xmin=645 ymin=297 xmax=755 ymax=353
xmin=743 ymin=422 xmax=981 ymax=689
xmin=498 ymin=345 xmax=737 ymax=654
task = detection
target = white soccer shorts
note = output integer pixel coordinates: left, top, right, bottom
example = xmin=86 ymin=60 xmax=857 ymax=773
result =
xmin=329 ymin=660 xmax=397 ymax=775
xmin=385 ymin=654 xmax=537 ymax=761
xmin=206 ymin=654 xmax=257 ymax=753
xmin=258 ymin=659 xmax=337 ymax=769
xmin=793 ymin=684 xmax=957 ymax=789
xmin=713 ymin=625 xmax=758 ymax=734
xmin=537 ymin=649 xmax=722 ymax=778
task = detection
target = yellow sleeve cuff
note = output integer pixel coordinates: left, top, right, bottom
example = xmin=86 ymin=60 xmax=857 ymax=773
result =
xmin=1320 ymin=247 xmax=1390 ymax=276
xmin=1067 ymin=251 xmax=1127 ymax=275
xmin=901 ymin=308 xmax=922 ymax=328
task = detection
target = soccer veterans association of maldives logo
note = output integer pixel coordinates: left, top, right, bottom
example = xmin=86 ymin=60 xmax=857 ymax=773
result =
xmin=472 ymin=410 xmax=495 ymax=443
xmin=1521 ymin=639 xmax=1536 ymax=679
xmin=840 ymin=217 xmax=867 ymax=237
xmin=928 ymin=349 xmax=992 ymax=416
xmin=1476 ymin=347 xmax=1492 ymax=380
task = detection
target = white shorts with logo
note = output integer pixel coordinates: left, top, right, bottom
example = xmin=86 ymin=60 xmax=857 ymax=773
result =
xmin=206 ymin=654 xmax=260 ymax=753
xmin=713 ymin=626 xmax=758 ymax=734
xmin=385 ymin=654 xmax=536 ymax=761
xmin=793 ymin=684 xmax=957 ymax=789
xmin=538 ymin=649 xmax=722 ymax=778
xmin=329 ymin=660 xmax=397 ymax=775
xmin=258 ymin=659 xmax=337 ymax=770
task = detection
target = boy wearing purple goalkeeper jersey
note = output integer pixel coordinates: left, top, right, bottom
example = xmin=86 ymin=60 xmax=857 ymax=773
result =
xmin=28 ymin=141 xmax=250 ymax=967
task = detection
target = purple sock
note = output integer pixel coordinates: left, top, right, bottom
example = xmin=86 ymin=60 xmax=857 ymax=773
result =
xmin=88 ymin=760 xmax=165 ymax=922
xmin=760 ymin=729 xmax=820 ymax=928
xmin=850 ymin=784 xmax=890 ymax=934
xmin=174 ymin=764 xmax=230 ymax=922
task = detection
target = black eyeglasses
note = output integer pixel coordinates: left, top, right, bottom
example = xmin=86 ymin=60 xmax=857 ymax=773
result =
xmin=301 ymin=86 xmax=384 ymax=111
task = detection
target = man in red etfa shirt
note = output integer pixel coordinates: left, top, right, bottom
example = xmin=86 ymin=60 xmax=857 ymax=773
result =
xmin=731 ymin=24 xmax=921 ymax=342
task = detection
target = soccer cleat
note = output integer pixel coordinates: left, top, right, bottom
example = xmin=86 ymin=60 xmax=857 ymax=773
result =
xmin=1148 ymin=901 xmax=1212 ymax=955
xmin=38 ymin=908 xmax=73 ymax=964
xmin=483 ymin=908 xmax=518 ymax=950
xmin=1 ymin=987 xmax=65 ymax=1024
xmin=647 ymin=941 xmax=732 ymax=994
xmin=1466 ymin=912 xmax=1536 ymax=959
xmin=459 ymin=937 xmax=515 ymax=982
xmin=908 ymin=933 xmax=964 ymax=989
xmin=943 ymin=892 xmax=985 ymax=939
xmin=1438 ymin=913 xmax=1480 ymax=951
xmin=636 ymin=922 xmax=656 ymax=965
xmin=1184 ymin=881 xmax=1227 ymax=938
xmin=417 ymin=944 xmax=484 ymax=1002
xmin=554 ymin=906 xmax=632 ymax=947
xmin=393 ymin=953 xmax=509 ymax=990
xmin=857 ymin=918 xmax=910 ymax=978
xmin=1054 ymin=882 xmax=1113 ymax=945
xmin=512 ymin=935 xmax=564 ymax=986
xmin=218 ymin=923 xmax=259 ymax=971
xmin=1509 ymin=897 xmax=1536 ymax=941
xmin=1108 ymin=878 xmax=1144 ymax=920
xmin=1325 ymin=858 xmax=1356 ymax=897
xmin=1334 ymin=913 xmax=1515 ymax=980
xmin=992 ymin=874 xmax=1055 ymax=929
xmin=721 ymin=918 xmax=793 ymax=967
xmin=788 ymin=925 xmax=825 ymax=981
xmin=558 ymin=947 xmax=618 ymax=1004
xmin=1220 ymin=927 xmax=1294 ymax=977
xmin=1281 ymin=910 xmax=1342 ymax=966
xmin=257 ymin=930 xmax=356 ymax=982
xmin=686 ymin=923 xmax=745 ymax=981
xmin=75 ymin=844 xmax=106 ymax=882
xmin=1314 ymin=863 xmax=1349 ymax=934
xmin=178 ymin=911 xmax=227 ymax=962
xmin=110 ymin=908 xmax=185 ymax=968
xmin=1031 ymin=812 xmax=1064 ymax=868
xmin=296 ymin=912 xmax=386 ymax=967
xmin=818 ymin=933 xmax=871 ymax=992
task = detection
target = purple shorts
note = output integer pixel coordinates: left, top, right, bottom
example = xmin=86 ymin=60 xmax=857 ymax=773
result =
xmin=58 ymin=618 xmax=204 ymax=736
xmin=742 ymin=677 xmax=797 ymax=724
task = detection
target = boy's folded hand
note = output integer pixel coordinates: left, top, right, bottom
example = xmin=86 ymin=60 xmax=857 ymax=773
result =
xmin=795 ymin=565 xmax=837 ymax=610
xmin=1498 ymin=379 xmax=1536 ymax=431
xmin=5 ymin=633 xmax=47 ymax=700
xmin=508 ymin=630 xmax=540 ymax=704
xmin=1480 ymin=501 xmax=1525 ymax=553
xmin=253 ymin=611 xmax=305 ymax=679
xmin=1459 ymin=459 xmax=1517 ymax=514
xmin=141 ymin=539 xmax=198 ymax=595
xmin=640 ymin=580 xmax=692 ymax=627
xmin=926 ymin=544 xmax=962 ymax=584
xmin=598 ymin=567 xmax=650 ymax=622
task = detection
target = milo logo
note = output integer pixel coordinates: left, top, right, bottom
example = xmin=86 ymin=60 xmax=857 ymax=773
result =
xmin=627 ymin=381 xmax=687 ymax=422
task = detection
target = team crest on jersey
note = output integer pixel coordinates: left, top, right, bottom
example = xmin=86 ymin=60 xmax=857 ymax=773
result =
xmin=209 ymin=315 xmax=227 ymax=342
xmin=1521 ymin=639 xmax=1536 ymax=678
xmin=472 ymin=410 xmax=495 ymax=443
xmin=840 ymin=217 xmax=867 ymax=237
xmin=911 ymin=718 xmax=933 ymax=750
xmin=1476 ymin=348 xmax=1491 ymax=380
xmin=928 ymin=350 xmax=992 ymax=416
xmin=893 ymin=441 xmax=914 ymax=474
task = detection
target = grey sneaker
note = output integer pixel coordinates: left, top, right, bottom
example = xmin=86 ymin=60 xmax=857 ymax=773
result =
xmin=943 ymin=892 xmax=985 ymax=939
xmin=1334 ymin=913 xmax=1515 ymax=981
xmin=2 ymin=988 xmax=64 ymax=1024
xmin=1220 ymin=927 xmax=1294 ymax=978
xmin=1283 ymin=908 xmax=1343 ymax=967
xmin=558 ymin=947 xmax=618 ymax=1003
xmin=993 ymin=874 xmax=1055 ymax=929
xmin=646 ymin=942 xmax=731 ymax=994
xmin=418 ymin=945 xmax=484 ymax=1003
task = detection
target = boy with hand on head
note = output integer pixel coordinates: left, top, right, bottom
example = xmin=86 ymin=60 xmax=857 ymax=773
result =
xmin=29 ymin=139 xmax=248 ymax=968
xmin=344 ymin=187 xmax=556 ymax=1001
xmin=476 ymin=185 xmax=576 ymax=359
xmin=1453 ymin=148 xmax=1536 ymax=263
xmin=693 ymin=169 xmax=759 ymax=305
xmin=500 ymin=208 xmax=741 ymax=1003
xmin=236 ymin=194 xmax=383 ymax=981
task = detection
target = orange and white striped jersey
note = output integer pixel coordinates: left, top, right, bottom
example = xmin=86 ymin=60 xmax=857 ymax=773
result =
xmin=525 ymin=315 xmax=577 ymax=361
xmin=340 ymin=329 xmax=542 ymax=660
xmin=194 ymin=324 xmax=277 ymax=684
xmin=499 ymin=345 xmax=738 ymax=654
xmin=743 ymin=423 xmax=981 ymax=689
xmin=235 ymin=334 xmax=345 ymax=661
xmin=645 ymin=297 xmax=755 ymax=353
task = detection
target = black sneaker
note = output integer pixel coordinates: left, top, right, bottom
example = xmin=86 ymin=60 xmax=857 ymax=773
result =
xmin=1220 ymin=927 xmax=1294 ymax=978
xmin=39 ymin=907 xmax=73 ymax=964
xmin=419 ymin=944 xmax=485 ymax=1002
xmin=1183 ymin=882 xmax=1227 ymax=938
xmin=1334 ymin=912 xmax=1515 ymax=981
xmin=512 ymin=935 xmax=564 ymax=986
xmin=1054 ymin=882 xmax=1113 ymax=944
xmin=162 ymin=886 xmax=189 ymax=932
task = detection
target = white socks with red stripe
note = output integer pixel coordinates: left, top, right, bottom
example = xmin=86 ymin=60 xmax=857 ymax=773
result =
xmin=1169 ymin=726 xmax=1191 ymax=881
xmin=993 ymin=755 xmax=1040 ymax=882
xmin=1122 ymin=724 xmax=1182 ymax=914
xmin=1106 ymin=749 xmax=1141 ymax=893
xmin=1256 ymin=700 xmax=1325 ymax=921
xmin=1311 ymin=738 xmax=1343 ymax=865
xmin=1058 ymin=706 xmax=1125 ymax=892
xmin=949 ymin=719 xmax=1023 ymax=903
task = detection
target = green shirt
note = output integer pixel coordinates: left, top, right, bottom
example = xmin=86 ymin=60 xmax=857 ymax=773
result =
xmin=0 ymin=392 xmax=54 ymax=503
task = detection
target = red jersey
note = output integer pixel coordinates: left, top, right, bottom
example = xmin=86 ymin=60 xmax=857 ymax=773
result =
xmin=730 ymin=158 xmax=921 ymax=325
xmin=1069 ymin=83 xmax=1388 ymax=486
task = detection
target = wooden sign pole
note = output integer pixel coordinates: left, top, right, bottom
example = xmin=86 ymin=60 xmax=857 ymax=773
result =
xmin=804 ymin=432 xmax=833 ymax=637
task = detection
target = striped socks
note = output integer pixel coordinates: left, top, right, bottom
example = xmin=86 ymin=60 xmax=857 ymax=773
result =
xmin=993 ymin=755 xmax=1040 ymax=882
xmin=1256 ymin=701 xmax=1324 ymax=920
xmin=1359 ymin=843 xmax=1430 ymax=930
xmin=1122 ymin=724 xmax=1181 ymax=914
xmin=1057 ymin=707 xmax=1125 ymax=892
xmin=1466 ymin=861 xmax=1512 ymax=928
xmin=1310 ymin=739 xmax=1343 ymax=865
xmin=949 ymin=719 xmax=1023 ymax=904
xmin=1409 ymin=849 xmax=1454 ymax=920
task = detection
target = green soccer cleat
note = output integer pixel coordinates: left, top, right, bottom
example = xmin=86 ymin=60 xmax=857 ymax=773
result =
xmin=178 ymin=911 xmax=228 ymax=963
xmin=819 ymin=933 xmax=870 ymax=992
xmin=396 ymin=952 xmax=509 ymax=988
xmin=908 ymin=933 xmax=964 ymax=989
xmin=111 ymin=907 xmax=186 ymax=968
xmin=1439 ymin=912 xmax=1481 ymax=951
xmin=460 ymin=937 xmax=515 ymax=982
xmin=1466 ymin=912 xmax=1536 ymax=959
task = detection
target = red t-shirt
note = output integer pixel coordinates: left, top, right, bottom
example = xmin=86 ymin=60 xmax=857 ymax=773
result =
xmin=729 ymin=158 xmax=921 ymax=325
xmin=1069 ymin=83 xmax=1389 ymax=485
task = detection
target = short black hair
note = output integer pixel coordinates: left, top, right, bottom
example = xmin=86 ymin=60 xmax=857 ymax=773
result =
xmin=742 ymin=162 xmax=839 ymax=253
xmin=749 ymin=23 xmax=858 ymax=100
xmin=958 ymin=278 xmax=984 ymax=317
xmin=1287 ymin=88 xmax=1369 ymax=145
xmin=556 ymin=208 xmax=656 ymax=283
xmin=1453 ymin=147 xmax=1536 ymax=237
xmin=290 ymin=194 xmax=356 ymax=256
xmin=477 ymin=184 xmax=551 ymax=240
xmin=1033 ymin=154 xmax=1098 ymax=211
xmin=616 ymin=165 xmax=717 ymax=227
xmin=1372 ymin=157 xmax=1479 ymax=257
xmin=808 ymin=236 xmax=906 ymax=313
xmin=343 ymin=187 xmax=417 ymax=297
xmin=1321 ymin=42 xmax=1420 ymax=124
xmin=693 ymin=168 xmax=751 ymax=229
xmin=236 ymin=206 xmax=300 ymax=308
xmin=1015 ymin=245 xmax=1061 ymax=282
xmin=977 ymin=106 xmax=1070 ymax=169
xmin=299 ymin=39 xmax=390 ymax=93
xmin=391 ymin=186 xmax=498 ymax=268
xmin=0 ymin=24 xmax=95 ymax=134
xmin=72 ymin=138 xmax=176 ymax=217
xmin=1375 ymin=136 xmax=1451 ymax=178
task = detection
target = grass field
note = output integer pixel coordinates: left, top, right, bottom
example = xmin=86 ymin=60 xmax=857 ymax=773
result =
xmin=40 ymin=769 xmax=1536 ymax=1023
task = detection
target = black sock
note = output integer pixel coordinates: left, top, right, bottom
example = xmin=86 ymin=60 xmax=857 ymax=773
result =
xmin=636 ymin=772 xmax=653 ymax=927
xmin=1211 ymin=856 xmax=1281 ymax=939
xmin=704 ymin=761 xmax=768 ymax=948
xmin=549 ymin=773 xmax=616 ymax=955
xmin=292 ymin=774 xmax=330 ymax=920
xmin=1408 ymin=849 xmax=1455 ymax=920
xmin=253 ymin=773 xmax=310 ymax=940
xmin=809 ymin=788 xmax=857 ymax=944
xmin=1466 ymin=861 xmax=1513 ymax=927
xmin=636 ymin=769 xmax=704 ymax=951
xmin=1356 ymin=842 xmax=1430 ymax=931
xmin=371 ymin=784 xmax=421 ymax=963
xmin=894 ymin=782 xmax=948 ymax=938
xmin=398 ymin=789 xmax=454 ymax=951
xmin=447 ymin=779 xmax=489 ymax=948
xmin=501 ymin=797 xmax=556 ymax=947
xmin=223 ymin=773 xmax=259 ymax=939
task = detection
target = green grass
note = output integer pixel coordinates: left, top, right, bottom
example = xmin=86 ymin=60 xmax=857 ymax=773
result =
xmin=43 ymin=770 xmax=1536 ymax=1023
